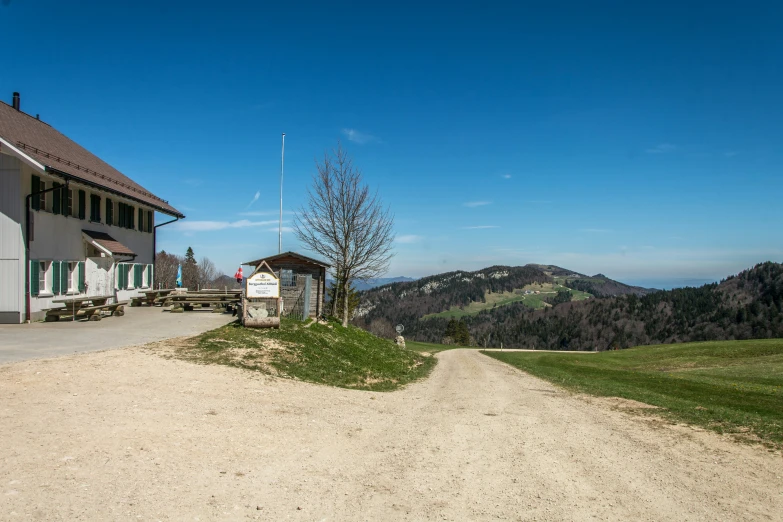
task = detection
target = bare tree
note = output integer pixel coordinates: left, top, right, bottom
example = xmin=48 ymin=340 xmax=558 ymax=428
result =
xmin=294 ymin=143 xmax=395 ymax=326
xmin=154 ymin=251 xmax=182 ymax=288
xmin=197 ymin=257 xmax=219 ymax=289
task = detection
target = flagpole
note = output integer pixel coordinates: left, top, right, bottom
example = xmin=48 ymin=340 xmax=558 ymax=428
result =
xmin=279 ymin=132 xmax=285 ymax=254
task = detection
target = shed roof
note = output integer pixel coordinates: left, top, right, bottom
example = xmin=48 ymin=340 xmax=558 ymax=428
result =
xmin=82 ymin=230 xmax=136 ymax=257
xmin=243 ymin=251 xmax=331 ymax=268
xmin=0 ymin=99 xmax=183 ymax=217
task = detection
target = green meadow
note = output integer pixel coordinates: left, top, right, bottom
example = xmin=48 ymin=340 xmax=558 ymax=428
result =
xmin=423 ymin=283 xmax=593 ymax=319
xmin=485 ymin=339 xmax=783 ymax=448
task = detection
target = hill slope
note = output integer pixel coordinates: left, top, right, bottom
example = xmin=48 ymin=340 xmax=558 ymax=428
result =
xmin=354 ymin=264 xmax=655 ymax=339
xmin=411 ymin=262 xmax=783 ymax=350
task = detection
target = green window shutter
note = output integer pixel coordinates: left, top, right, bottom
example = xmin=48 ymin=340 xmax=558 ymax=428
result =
xmin=106 ymin=199 xmax=113 ymax=225
xmin=31 ymin=176 xmax=40 ymax=210
xmin=147 ymin=210 xmax=153 ymax=232
xmin=52 ymin=261 xmax=61 ymax=295
xmin=30 ymin=260 xmax=40 ymax=296
xmin=138 ymin=208 xmax=143 ymax=231
xmin=52 ymin=183 xmax=61 ymax=214
xmin=134 ymin=264 xmax=141 ymax=288
xmin=78 ymin=261 xmax=85 ymax=293
xmin=78 ymin=190 xmax=85 ymax=219
xmin=129 ymin=206 xmax=134 ymax=229
xmin=61 ymin=262 xmax=69 ymax=293
xmin=147 ymin=264 xmax=152 ymax=286
xmin=121 ymin=264 xmax=128 ymax=289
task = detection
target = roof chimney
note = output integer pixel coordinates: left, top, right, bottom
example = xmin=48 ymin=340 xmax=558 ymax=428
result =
xmin=12 ymin=92 xmax=20 ymax=111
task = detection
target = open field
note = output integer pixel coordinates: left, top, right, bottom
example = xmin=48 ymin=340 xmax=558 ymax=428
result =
xmin=183 ymin=318 xmax=435 ymax=391
xmin=423 ymin=283 xmax=593 ymax=319
xmin=485 ymin=338 xmax=783 ymax=448
xmin=406 ymin=340 xmax=466 ymax=354
xmin=1 ymin=348 xmax=781 ymax=520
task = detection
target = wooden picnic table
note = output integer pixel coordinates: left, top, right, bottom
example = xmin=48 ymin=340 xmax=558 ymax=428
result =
xmin=52 ymin=295 xmax=113 ymax=311
xmin=46 ymin=295 xmax=124 ymax=322
xmin=136 ymin=288 xmax=177 ymax=306
xmin=162 ymin=291 xmax=241 ymax=313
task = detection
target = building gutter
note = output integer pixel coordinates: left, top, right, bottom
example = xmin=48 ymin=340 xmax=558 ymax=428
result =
xmin=24 ymin=181 xmax=68 ymax=323
xmin=153 ymin=216 xmax=180 ymax=268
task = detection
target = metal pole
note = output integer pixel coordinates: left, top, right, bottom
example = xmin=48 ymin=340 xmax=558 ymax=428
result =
xmin=279 ymin=132 xmax=285 ymax=254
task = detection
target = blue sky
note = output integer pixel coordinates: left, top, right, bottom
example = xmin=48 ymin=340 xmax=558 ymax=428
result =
xmin=3 ymin=1 xmax=782 ymax=288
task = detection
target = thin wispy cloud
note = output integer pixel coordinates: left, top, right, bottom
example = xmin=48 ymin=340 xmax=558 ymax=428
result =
xmin=267 ymin=226 xmax=294 ymax=233
xmin=646 ymin=143 xmax=677 ymax=154
xmin=396 ymin=234 xmax=423 ymax=243
xmin=463 ymin=201 xmax=491 ymax=208
xmin=342 ymin=128 xmax=379 ymax=145
xmin=462 ymin=225 xmax=500 ymax=229
xmin=173 ymin=219 xmax=279 ymax=232
xmin=245 ymin=191 xmax=261 ymax=210
xmin=581 ymin=228 xmax=613 ymax=233
xmin=239 ymin=210 xmax=294 ymax=217
xmin=724 ymin=150 xmax=739 ymax=157
xmin=525 ymin=200 xmax=552 ymax=204
xmin=182 ymin=178 xmax=204 ymax=187
xmin=502 ymin=174 xmax=512 ymax=179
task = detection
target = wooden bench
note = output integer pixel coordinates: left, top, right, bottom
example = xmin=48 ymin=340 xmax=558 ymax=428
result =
xmin=167 ymin=301 xmax=237 ymax=312
xmin=43 ymin=301 xmax=128 ymax=322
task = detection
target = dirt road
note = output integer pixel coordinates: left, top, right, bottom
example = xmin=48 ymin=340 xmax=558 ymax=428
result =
xmin=1 ymin=348 xmax=781 ymax=520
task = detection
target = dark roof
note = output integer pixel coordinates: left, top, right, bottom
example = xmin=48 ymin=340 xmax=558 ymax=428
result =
xmin=243 ymin=251 xmax=331 ymax=268
xmin=82 ymin=230 xmax=136 ymax=256
xmin=0 ymin=100 xmax=183 ymax=217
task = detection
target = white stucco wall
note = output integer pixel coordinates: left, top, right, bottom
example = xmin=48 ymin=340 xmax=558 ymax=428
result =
xmin=0 ymin=154 xmax=24 ymax=323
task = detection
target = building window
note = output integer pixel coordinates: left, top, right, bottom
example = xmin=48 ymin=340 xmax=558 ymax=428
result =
xmin=281 ymin=269 xmax=295 ymax=287
xmin=31 ymin=260 xmax=52 ymax=296
xmin=38 ymin=261 xmax=48 ymax=292
xmin=90 ymin=194 xmax=101 ymax=222
xmin=138 ymin=207 xmax=144 ymax=231
xmin=67 ymin=262 xmax=77 ymax=293
xmin=67 ymin=189 xmax=74 ymax=217
xmin=147 ymin=210 xmax=153 ymax=232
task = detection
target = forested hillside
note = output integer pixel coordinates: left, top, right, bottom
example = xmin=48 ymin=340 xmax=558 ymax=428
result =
xmin=406 ymin=262 xmax=783 ymax=350
xmin=354 ymin=264 xmax=655 ymax=341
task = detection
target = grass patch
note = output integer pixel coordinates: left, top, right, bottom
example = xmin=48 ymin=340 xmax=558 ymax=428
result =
xmin=406 ymin=340 xmax=466 ymax=354
xmin=182 ymin=318 xmax=435 ymax=391
xmin=423 ymin=284 xmax=593 ymax=319
xmin=484 ymin=339 xmax=783 ymax=448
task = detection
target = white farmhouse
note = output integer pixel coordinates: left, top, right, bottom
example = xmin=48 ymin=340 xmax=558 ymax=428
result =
xmin=0 ymin=92 xmax=184 ymax=323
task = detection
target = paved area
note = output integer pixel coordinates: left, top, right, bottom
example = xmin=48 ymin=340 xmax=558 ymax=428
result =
xmin=0 ymin=348 xmax=780 ymax=520
xmin=0 ymin=307 xmax=235 ymax=363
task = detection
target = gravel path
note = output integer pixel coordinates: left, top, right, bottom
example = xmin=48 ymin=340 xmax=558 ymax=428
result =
xmin=1 ymin=347 xmax=781 ymax=520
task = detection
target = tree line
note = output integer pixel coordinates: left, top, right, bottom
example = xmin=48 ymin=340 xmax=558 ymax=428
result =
xmin=155 ymin=246 xmax=238 ymax=290
xmin=409 ymin=262 xmax=783 ymax=350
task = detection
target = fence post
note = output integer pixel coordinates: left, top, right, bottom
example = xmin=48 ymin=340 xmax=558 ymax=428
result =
xmin=302 ymin=275 xmax=312 ymax=321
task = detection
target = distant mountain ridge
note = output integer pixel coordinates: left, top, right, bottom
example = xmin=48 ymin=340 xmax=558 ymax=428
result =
xmin=353 ymin=264 xmax=655 ymax=338
xmin=357 ymin=261 xmax=783 ymax=351
xmin=352 ymin=277 xmax=416 ymax=291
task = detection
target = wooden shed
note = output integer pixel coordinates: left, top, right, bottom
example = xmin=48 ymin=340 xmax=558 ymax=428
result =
xmin=243 ymin=251 xmax=329 ymax=319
